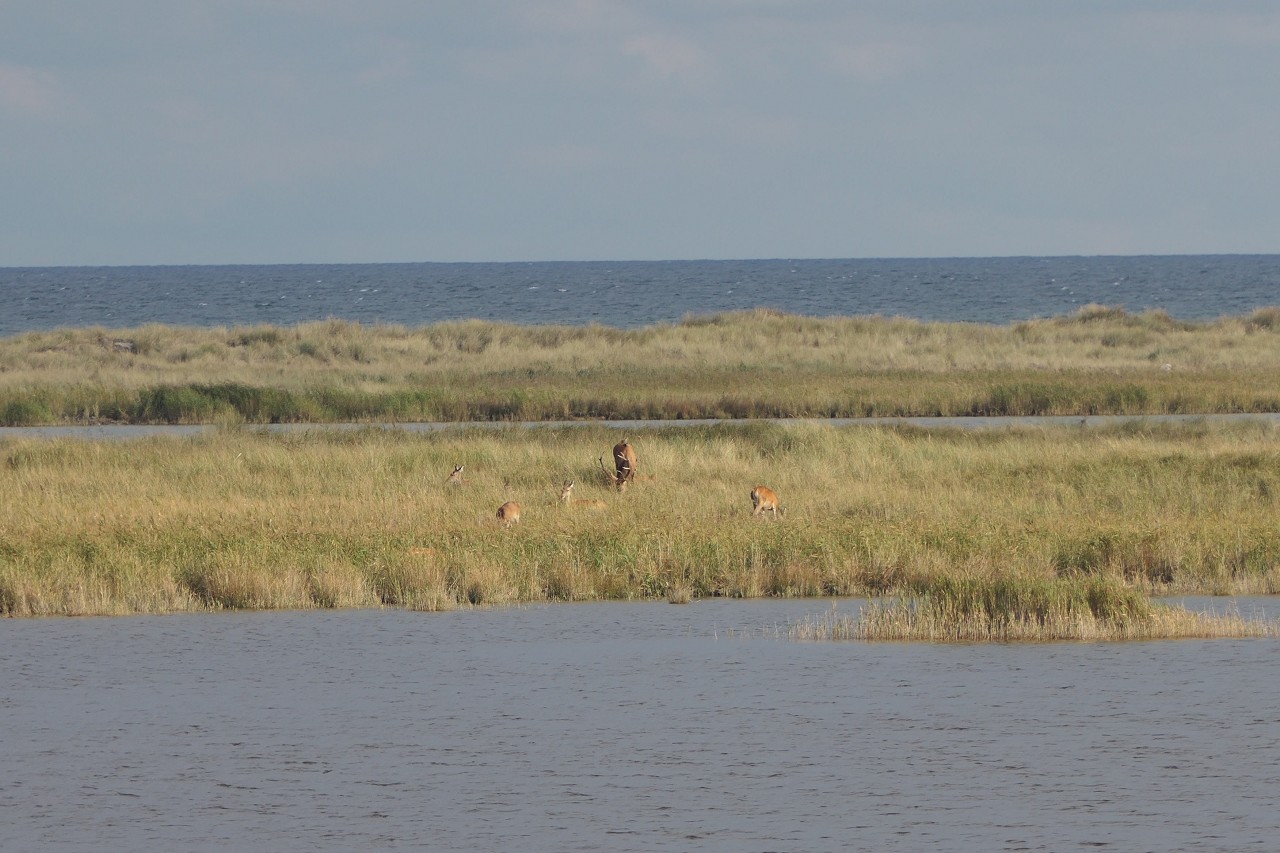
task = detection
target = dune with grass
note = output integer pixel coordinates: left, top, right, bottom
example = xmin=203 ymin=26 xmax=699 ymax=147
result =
xmin=5 ymin=306 xmax=1280 ymax=426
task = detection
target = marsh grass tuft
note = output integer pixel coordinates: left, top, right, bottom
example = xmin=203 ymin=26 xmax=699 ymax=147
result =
xmin=306 ymin=558 xmax=372 ymax=609
xmin=178 ymin=553 xmax=309 ymax=610
xmin=792 ymin=578 xmax=1277 ymax=642
xmin=369 ymin=553 xmax=455 ymax=611
xmin=666 ymin=583 xmax=694 ymax=604
xmin=900 ymin=574 xmax=1153 ymax=625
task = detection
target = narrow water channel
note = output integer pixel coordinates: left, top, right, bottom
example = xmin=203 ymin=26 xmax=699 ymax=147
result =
xmin=5 ymin=412 xmax=1280 ymax=442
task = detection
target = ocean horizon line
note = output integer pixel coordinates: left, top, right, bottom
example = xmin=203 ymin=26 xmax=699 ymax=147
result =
xmin=5 ymin=251 xmax=1279 ymax=271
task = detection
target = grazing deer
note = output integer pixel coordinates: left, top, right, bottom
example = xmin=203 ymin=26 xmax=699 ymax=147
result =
xmin=559 ymin=481 xmax=606 ymax=510
xmin=445 ymin=464 xmax=465 ymax=486
xmin=751 ymin=485 xmax=780 ymax=520
xmin=599 ymin=438 xmax=638 ymax=492
xmin=497 ymin=501 xmax=521 ymax=528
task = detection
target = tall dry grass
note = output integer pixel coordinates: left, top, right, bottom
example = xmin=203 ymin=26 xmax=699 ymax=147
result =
xmin=4 ymin=420 xmax=1280 ymax=617
xmin=4 ymin=307 xmax=1280 ymax=424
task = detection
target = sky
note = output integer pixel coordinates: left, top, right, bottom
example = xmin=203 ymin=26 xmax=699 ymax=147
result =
xmin=2 ymin=1 xmax=1278 ymax=266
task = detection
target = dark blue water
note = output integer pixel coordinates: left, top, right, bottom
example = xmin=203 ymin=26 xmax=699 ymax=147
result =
xmin=3 ymin=255 xmax=1279 ymax=336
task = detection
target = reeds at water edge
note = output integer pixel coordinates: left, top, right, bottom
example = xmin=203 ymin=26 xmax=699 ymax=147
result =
xmin=789 ymin=579 xmax=1280 ymax=642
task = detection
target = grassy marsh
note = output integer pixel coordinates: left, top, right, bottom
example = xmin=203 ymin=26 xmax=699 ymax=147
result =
xmin=5 ymin=306 xmax=1280 ymax=425
xmin=4 ymin=421 xmax=1280 ymax=622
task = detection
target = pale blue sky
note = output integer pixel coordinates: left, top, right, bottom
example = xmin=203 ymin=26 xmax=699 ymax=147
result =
xmin=2 ymin=1 xmax=1277 ymax=265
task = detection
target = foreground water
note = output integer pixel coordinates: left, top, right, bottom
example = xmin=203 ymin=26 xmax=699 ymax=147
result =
xmin=3 ymin=598 xmax=1278 ymax=851
xmin=4 ymin=255 xmax=1280 ymax=336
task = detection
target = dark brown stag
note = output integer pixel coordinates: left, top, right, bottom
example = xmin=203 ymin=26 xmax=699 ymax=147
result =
xmin=598 ymin=437 xmax=638 ymax=492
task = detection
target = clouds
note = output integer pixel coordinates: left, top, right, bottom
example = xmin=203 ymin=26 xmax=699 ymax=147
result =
xmin=0 ymin=62 xmax=67 ymax=118
xmin=1 ymin=2 xmax=1276 ymax=264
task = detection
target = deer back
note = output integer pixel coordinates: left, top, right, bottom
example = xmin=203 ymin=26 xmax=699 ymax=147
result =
xmin=751 ymin=486 xmax=780 ymax=515
xmin=497 ymin=501 xmax=521 ymax=525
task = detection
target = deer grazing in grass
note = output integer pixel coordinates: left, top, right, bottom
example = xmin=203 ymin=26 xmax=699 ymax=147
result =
xmin=445 ymin=464 xmax=465 ymax=486
xmin=751 ymin=485 xmax=780 ymax=520
xmin=598 ymin=438 xmax=639 ymax=492
xmin=496 ymin=501 xmax=521 ymax=528
xmin=559 ymin=481 xmax=606 ymax=510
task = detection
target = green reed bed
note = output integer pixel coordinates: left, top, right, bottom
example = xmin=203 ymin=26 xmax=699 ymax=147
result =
xmin=4 ymin=306 xmax=1280 ymax=425
xmin=4 ymin=420 xmax=1280 ymax=618
xmin=789 ymin=576 xmax=1278 ymax=642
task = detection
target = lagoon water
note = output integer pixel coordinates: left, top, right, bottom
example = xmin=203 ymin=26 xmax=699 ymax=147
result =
xmin=3 ymin=598 xmax=1280 ymax=852
xmin=4 ymin=255 xmax=1280 ymax=337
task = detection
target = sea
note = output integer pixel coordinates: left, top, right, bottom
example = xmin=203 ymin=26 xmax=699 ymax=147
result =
xmin=3 ymin=254 xmax=1280 ymax=336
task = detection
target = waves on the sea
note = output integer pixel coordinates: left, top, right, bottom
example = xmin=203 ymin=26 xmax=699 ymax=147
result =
xmin=2 ymin=255 xmax=1278 ymax=336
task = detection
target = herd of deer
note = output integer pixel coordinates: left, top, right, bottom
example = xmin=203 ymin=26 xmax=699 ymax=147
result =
xmin=445 ymin=438 xmax=780 ymax=528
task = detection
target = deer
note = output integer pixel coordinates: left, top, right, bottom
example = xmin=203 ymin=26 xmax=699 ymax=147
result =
xmin=598 ymin=437 xmax=638 ymax=492
xmin=751 ymin=485 xmax=780 ymax=520
xmin=445 ymin=464 xmax=465 ymax=486
xmin=559 ymin=481 xmax=606 ymax=510
xmin=496 ymin=501 xmax=521 ymax=528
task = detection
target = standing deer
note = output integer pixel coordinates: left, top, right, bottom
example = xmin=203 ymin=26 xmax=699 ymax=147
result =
xmin=497 ymin=501 xmax=521 ymax=527
xmin=751 ymin=486 xmax=780 ymax=520
xmin=445 ymin=464 xmax=465 ymax=486
xmin=559 ymin=481 xmax=606 ymax=510
xmin=598 ymin=438 xmax=638 ymax=492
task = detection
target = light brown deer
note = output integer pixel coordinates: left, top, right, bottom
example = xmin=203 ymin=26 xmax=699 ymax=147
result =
xmin=445 ymin=464 xmax=465 ymax=486
xmin=497 ymin=501 xmax=521 ymax=527
xmin=751 ymin=485 xmax=780 ymax=520
xmin=598 ymin=438 xmax=639 ymax=492
xmin=559 ymin=481 xmax=606 ymax=510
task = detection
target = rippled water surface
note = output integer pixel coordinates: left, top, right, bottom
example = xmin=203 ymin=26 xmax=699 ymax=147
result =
xmin=4 ymin=255 xmax=1280 ymax=336
xmin=3 ymin=599 xmax=1279 ymax=851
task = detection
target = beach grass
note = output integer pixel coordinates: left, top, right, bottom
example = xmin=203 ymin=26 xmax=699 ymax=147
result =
xmin=4 ymin=420 xmax=1280 ymax=620
xmin=4 ymin=306 xmax=1280 ymax=425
